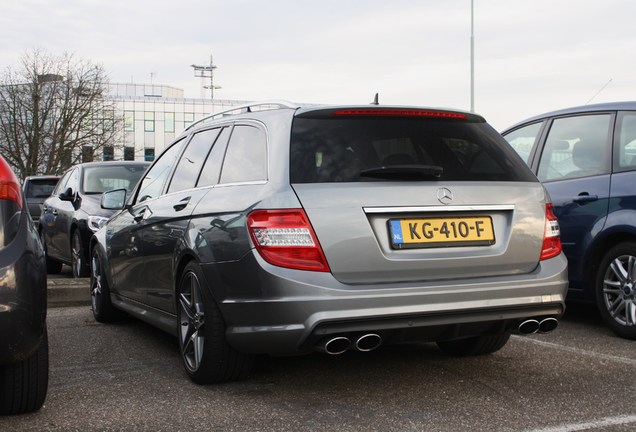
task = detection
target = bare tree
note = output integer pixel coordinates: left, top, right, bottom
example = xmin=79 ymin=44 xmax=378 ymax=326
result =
xmin=0 ymin=49 xmax=121 ymax=179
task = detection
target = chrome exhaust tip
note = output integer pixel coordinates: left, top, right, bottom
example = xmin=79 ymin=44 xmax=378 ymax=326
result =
xmin=518 ymin=319 xmax=540 ymax=335
xmin=538 ymin=317 xmax=559 ymax=333
xmin=355 ymin=333 xmax=382 ymax=352
xmin=320 ymin=336 xmax=351 ymax=355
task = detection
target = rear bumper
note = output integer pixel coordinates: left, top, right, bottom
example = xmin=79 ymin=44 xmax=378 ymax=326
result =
xmin=204 ymin=252 xmax=568 ymax=355
xmin=0 ymin=214 xmax=48 ymax=365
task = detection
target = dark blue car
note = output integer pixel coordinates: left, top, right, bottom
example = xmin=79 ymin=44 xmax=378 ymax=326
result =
xmin=502 ymin=101 xmax=636 ymax=340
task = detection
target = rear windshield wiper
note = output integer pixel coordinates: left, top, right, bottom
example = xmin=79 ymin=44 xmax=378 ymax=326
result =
xmin=360 ymin=164 xmax=443 ymax=180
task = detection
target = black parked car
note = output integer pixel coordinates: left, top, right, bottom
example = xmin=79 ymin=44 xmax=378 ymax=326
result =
xmin=40 ymin=161 xmax=148 ymax=278
xmin=0 ymin=155 xmax=48 ymax=415
xmin=22 ymin=175 xmax=60 ymax=227
xmin=502 ymin=101 xmax=636 ymax=339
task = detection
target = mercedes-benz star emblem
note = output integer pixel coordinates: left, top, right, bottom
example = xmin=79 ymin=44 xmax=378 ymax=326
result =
xmin=437 ymin=187 xmax=453 ymax=205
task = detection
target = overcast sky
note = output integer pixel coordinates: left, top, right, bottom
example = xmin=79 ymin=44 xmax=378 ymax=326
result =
xmin=1 ymin=0 xmax=635 ymax=130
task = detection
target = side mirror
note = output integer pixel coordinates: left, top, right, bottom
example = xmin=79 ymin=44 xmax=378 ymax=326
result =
xmin=101 ymin=188 xmax=127 ymax=210
xmin=59 ymin=187 xmax=75 ymax=202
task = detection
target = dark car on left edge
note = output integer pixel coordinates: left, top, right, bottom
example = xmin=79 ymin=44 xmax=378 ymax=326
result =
xmin=0 ymin=154 xmax=49 ymax=415
xmin=40 ymin=161 xmax=149 ymax=278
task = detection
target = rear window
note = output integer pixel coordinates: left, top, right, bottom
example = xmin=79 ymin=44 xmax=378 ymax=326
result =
xmin=290 ymin=114 xmax=536 ymax=183
xmin=25 ymin=179 xmax=59 ymax=198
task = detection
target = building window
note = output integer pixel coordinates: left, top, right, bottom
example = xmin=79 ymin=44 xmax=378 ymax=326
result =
xmin=124 ymin=147 xmax=135 ymax=161
xmin=144 ymin=112 xmax=155 ymax=132
xmin=184 ymin=112 xmax=194 ymax=128
xmin=103 ymin=145 xmax=114 ymax=161
xmin=144 ymin=148 xmax=155 ymax=161
xmin=165 ymin=112 xmax=175 ymax=133
xmin=124 ymin=111 xmax=134 ymax=131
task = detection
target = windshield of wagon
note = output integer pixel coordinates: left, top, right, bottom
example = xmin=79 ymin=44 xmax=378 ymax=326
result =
xmin=82 ymin=164 xmax=148 ymax=194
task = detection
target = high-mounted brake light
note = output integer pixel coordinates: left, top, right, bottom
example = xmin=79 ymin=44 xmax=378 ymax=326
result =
xmin=540 ymin=203 xmax=562 ymax=261
xmin=332 ymin=109 xmax=467 ymax=120
xmin=247 ymin=209 xmax=330 ymax=272
xmin=0 ymin=157 xmax=22 ymax=208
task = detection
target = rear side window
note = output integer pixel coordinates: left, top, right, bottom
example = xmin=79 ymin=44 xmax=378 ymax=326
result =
xmin=290 ymin=116 xmax=535 ymax=183
xmin=219 ymin=125 xmax=267 ymax=184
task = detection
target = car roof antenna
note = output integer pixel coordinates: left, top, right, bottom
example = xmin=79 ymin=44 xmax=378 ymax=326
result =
xmin=371 ymin=93 xmax=379 ymax=105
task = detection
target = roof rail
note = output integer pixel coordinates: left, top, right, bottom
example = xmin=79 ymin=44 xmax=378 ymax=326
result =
xmin=184 ymin=100 xmax=300 ymax=132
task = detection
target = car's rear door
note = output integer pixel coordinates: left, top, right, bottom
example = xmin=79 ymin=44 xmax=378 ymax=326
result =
xmin=534 ymin=113 xmax=613 ymax=294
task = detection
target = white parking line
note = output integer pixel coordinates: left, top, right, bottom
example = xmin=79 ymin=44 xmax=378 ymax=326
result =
xmin=525 ymin=414 xmax=636 ymax=432
xmin=512 ymin=335 xmax=636 ymax=366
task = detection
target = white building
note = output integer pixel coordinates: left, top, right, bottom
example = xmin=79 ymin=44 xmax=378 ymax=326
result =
xmin=107 ymin=83 xmax=251 ymax=161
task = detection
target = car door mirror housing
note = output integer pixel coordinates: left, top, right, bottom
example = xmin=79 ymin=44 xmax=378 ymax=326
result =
xmin=101 ymin=188 xmax=127 ymax=210
xmin=59 ymin=187 xmax=75 ymax=202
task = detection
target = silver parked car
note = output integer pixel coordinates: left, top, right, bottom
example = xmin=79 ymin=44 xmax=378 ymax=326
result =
xmin=90 ymin=102 xmax=568 ymax=384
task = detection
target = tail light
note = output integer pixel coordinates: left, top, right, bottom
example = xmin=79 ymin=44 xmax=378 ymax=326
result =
xmin=540 ymin=203 xmax=562 ymax=261
xmin=0 ymin=157 xmax=22 ymax=208
xmin=247 ymin=209 xmax=330 ymax=272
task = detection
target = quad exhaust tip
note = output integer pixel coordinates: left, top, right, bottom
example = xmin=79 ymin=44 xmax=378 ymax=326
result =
xmin=518 ymin=317 xmax=559 ymax=335
xmin=318 ymin=333 xmax=383 ymax=355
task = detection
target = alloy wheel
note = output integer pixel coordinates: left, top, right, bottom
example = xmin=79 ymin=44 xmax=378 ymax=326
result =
xmin=72 ymin=231 xmax=83 ymax=278
xmin=178 ymin=270 xmax=206 ymax=373
xmin=601 ymin=254 xmax=636 ymax=328
xmin=90 ymin=252 xmax=102 ymax=313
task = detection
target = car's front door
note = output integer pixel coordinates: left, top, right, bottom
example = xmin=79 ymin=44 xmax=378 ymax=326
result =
xmin=45 ymin=168 xmax=79 ymax=262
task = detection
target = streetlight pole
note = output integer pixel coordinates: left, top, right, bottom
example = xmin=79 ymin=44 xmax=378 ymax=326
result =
xmin=470 ymin=0 xmax=475 ymax=112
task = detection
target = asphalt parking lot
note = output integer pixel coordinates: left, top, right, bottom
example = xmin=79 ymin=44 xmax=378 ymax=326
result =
xmin=1 ymin=284 xmax=635 ymax=431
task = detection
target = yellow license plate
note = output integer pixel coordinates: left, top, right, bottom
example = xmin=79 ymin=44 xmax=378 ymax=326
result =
xmin=389 ymin=216 xmax=495 ymax=249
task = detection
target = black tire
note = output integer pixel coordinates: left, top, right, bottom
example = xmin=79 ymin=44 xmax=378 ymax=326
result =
xmin=72 ymin=229 xmax=89 ymax=278
xmin=437 ymin=333 xmax=511 ymax=356
xmin=595 ymin=242 xmax=636 ymax=340
xmin=0 ymin=330 xmax=49 ymax=415
xmin=90 ymin=247 xmax=124 ymax=323
xmin=40 ymin=229 xmax=62 ymax=274
xmin=177 ymin=262 xmax=253 ymax=384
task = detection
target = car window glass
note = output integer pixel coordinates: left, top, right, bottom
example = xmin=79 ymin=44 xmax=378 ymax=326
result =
xmin=82 ymin=164 xmax=148 ymax=194
xmin=168 ymin=128 xmax=221 ymax=193
xmin=618 ymin=113 xmax=636 ymax=171
xmin=197 ymin=127 xmax=230 ymax=187
xmin=53 ymin=171 xmax=72 ymax=195
xmin=290 ymin=117 xmax=535 ymax=183
xmin=25 ymin=179 xmax=58 ymax=198
xmin=536 ymin=114 xmax=611 ymax=182
xmin=219 ymin=125 xmax=267 ymax=184
xmin=66 ymin=168 xmax=79 ymax=193
xmin=503 ymin=122 xmax=542 ymax=164
xmin=136 ymin=138 xmax=186 ymax=202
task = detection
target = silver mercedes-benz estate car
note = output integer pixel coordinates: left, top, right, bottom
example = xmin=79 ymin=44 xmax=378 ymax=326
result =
xmin=90 ymin=101 xmax=568 ymax=384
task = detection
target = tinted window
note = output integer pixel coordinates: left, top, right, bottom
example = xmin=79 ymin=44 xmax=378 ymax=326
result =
xmin=617 ymin=113 xmax=636 ymax=171
xmin=137 ymin=138 xmax=186 ymax=202
xmin=503 ymin=122 xmax=542 ymax=164
xmin=168 ymin=128 xmax=221 ymax=193
xmin=25 ymin=179 xmax=58 ymax=198
xmin=53 ymin=171 xmax=73 ymax=195
xmin=219 ymin=125 xmax=267 ymax=183
xmin=198 ymin=127 xmax=230 ymax=187
xmin=82 ymin=164 xmax=148 ymax=194
xmin=290 ymin=117 xmax=535 ymax=183
xmin=537 ymin=114 xmax=611 ymax=182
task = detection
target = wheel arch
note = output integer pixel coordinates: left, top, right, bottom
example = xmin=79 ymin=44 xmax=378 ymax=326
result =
xmin=586 ymin=227 xmax=636 ymax=289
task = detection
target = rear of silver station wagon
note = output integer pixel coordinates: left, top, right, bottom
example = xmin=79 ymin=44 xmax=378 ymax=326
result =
xmin=92 ymin=103 xmax=568 ymax=383
xmin=221 ymin=106 xmax=568 ymax=357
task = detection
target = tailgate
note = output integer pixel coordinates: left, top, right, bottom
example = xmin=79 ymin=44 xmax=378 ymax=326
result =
xmin=292 ymin=182 xmax=547 ymax=284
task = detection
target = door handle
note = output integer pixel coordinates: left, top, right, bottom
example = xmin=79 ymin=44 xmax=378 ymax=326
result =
xmin=173 ymin=197 xmax=191 ymax=212
xmin=573 ymin=193 xmax=598 ymax=204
